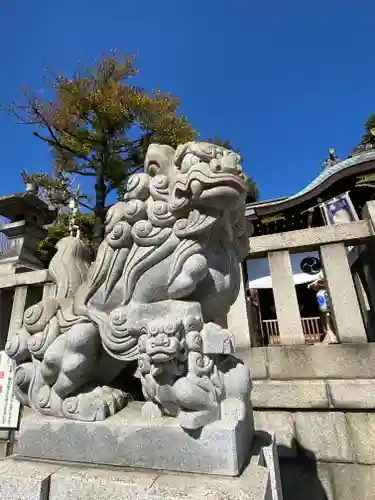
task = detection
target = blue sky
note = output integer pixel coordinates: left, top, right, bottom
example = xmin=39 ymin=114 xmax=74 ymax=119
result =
xmin=0 ymin=0 xmax=374 ymax=201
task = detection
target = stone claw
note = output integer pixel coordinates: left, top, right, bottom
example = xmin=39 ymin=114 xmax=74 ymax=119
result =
xmin=62 ymin=386 xmax=128 ymax=422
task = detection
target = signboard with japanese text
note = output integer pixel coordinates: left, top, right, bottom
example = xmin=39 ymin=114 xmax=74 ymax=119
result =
xmin=0 ymin=351 xmax=21 ymax=429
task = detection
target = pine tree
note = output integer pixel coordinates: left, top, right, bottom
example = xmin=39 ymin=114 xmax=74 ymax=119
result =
xmin=3 ymin=53 xmax=197 ymax=249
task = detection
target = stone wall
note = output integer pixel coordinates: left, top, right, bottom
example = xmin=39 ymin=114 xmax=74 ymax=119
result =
xmin=236 ymin=344 xmax=375 ymax=499
xmin=3 ymin=344 xmax=375 ymax=499
xmin=280 ymin=461 xmax=375 ymax=500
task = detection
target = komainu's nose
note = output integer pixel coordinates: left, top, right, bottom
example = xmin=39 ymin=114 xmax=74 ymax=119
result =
xmin=152 ymin=334 xmax=170 ymax=347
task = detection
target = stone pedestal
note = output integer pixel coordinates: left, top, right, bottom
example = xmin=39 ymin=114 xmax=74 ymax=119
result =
xmin=0 ymin=401 xmax=283 ymax=499
xmin=17 ymin=402 xmax=254 ymax=477
xmin=0 ymin=432 xmax=282 ymax=499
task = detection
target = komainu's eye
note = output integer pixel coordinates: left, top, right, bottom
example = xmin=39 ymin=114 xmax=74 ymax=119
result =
xmin=180 ymin=153 xmax=200 ymax=173
xmin=209 ymin=159 xmax=222 ymax=173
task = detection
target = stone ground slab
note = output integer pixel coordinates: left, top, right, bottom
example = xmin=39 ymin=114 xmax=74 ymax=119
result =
xmin=0 ymin=460 xmax=60 ymax=500
xmin=17 ymin=402 xmax=254 ymax=476
xmin=0 ymin=448 xmax=282 ymax=500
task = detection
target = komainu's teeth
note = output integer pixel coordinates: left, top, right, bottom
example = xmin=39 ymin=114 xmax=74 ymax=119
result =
xmin=190 ymin=180 xmax=202 ymax=199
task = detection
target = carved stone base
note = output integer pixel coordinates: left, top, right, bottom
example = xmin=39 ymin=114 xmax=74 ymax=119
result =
xmin=18 ymin=402 xmax=254 ymax=476
xmin=0 ymin=435 xmax=282 ymax=499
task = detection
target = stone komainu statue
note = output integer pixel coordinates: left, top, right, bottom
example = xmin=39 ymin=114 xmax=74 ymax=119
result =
xmin=6 ymin=141 xmax=252 ymax=429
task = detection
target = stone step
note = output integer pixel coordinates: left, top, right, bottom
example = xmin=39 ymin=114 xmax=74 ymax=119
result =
xmin=0 ymin=452 xmax=282 ymax=500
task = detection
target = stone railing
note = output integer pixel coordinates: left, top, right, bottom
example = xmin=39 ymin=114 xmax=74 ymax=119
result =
xmin=227 ymin=200 xmax=375 ymax=347
xmin=0 ymin=269 xmax=55 ymax=457
xmin=0 ymin=270 xmax=55 ymax=351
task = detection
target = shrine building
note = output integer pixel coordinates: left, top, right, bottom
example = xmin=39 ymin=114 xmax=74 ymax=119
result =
xmin=243 ymin=139 xmax=375 ymax=346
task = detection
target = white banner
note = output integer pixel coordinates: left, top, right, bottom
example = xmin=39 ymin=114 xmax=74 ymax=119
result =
xmin=247 ymin=252 xmax=321 ymax=289
xmin=0 ymin=351 xmax=21 ymax=429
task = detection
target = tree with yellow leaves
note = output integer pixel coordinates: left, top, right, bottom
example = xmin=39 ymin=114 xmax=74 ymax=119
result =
xmin=4 ymin=54 xmax=197 ymax=248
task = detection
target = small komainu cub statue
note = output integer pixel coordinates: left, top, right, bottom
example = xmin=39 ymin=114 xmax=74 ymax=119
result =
xmin=6 ymin=141 xmax=252 ymax=429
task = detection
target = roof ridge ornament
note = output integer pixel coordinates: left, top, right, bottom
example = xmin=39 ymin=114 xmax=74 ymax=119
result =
xmin=322 ymin=148 xmax=342 ymax=170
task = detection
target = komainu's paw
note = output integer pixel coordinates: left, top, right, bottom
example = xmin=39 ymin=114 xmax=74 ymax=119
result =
xmin=62 ymin=385 xmax=128 ymax=421
xmin=141 ymin=401 xmax=163 ymax=420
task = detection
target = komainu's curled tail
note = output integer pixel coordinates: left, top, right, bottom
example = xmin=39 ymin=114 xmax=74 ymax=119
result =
xmin=6 ymin=235 xmax=93 ymax=409
xmin=49 ymin=236 xmax=92 ymax=301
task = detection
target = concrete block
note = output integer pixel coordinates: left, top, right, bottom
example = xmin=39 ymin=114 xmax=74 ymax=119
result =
xmin=46 ymin=463 xmax=275 ymax=500
xmin=328 ymin=379 xmax=375 ymax=408
xmin=0 ymin=459 xmax=59 ymax=500
xmin=266 ymin=344 xmax=375 ymax=380
xmin=252 ymin=380 xmax=329 ymax=409
xmin=0 ymin=455 xmax=282 ymax=500
xmin=346 ymin=413 xmax=375 ymax=464
xmin=0 ymin=429 xmax=10 ymax=440
xmin=149 ymin=465 xmax=272 ymax=500
xmin=18 ymin=402 xmax=254 ymax=476
xmin=331 ymin=463 xmax=375 ymax=500
xmin=254 ymin=411 xmax=297 ymax=458
xmin=0 ymin=441 xmax=8 ymax=458
xmin=294 ymin=412 xmax=354 ymax=462
xmin=237 ymin=347 xmax=268 ymax=379
xmin=280 ymin=460 xmax=375 ymax=500
xmin=279 ymin=459 xmax=335 ymax=500
xmin=49 ymin=468 xmax=159 ymax=500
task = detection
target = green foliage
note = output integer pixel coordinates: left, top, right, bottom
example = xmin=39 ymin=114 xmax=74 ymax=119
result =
xmin=364 ymin=113 xmax=375 ymax=134
xmin=206 ymin=136 xmax=260 ymax=203
xmin=3 ymin=59 xmax=261 ymax=259
xmin=361 ymin=113 xmax=375 ymax=144
xmin=245 ymin=177 xmax=260 ymax=203
xmin=354 ymin=112 xmax=375 ymax=147
xmin=37 ymin=212 xmax=95 ymax=264
xmin=206 ymin=136 xmax=239 ymax=153
xmin=3 ymin=53 xmax=197 ymax=246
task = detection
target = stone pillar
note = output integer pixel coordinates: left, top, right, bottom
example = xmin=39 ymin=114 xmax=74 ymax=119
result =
xmin=42 ymin=282 xmax=57 ymax=301
xmin=360 ymin=201 xmax=375 ymax=330
xmin=362 ymin=200 xmax=375 ymax=228
xmin=0 ymin=290 xmax=13 ymax=350
xmin=268 ymin=250 xmax=305 ymax=345
xmin=226 ymin=263 xmax=252 ymax=347
xmin=357 ymin=251 xmax=375 ymax=341
xmin=351 ymin=264 xmax=375 ymax=341
xmin=320 ymin=243 xmax=367 ymax=343
xmin=8 ymin=286 xmax=29 ymax=337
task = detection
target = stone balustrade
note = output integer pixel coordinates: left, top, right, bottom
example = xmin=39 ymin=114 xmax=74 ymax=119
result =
xmin=227 ymin=200 xmax=375 ymax=347
xmin=0 ymin=269 xmax=55 ymax=457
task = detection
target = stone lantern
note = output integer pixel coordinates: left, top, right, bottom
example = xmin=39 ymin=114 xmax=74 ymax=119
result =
xmin=0 ymin=185 xmax=56 ymax=275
